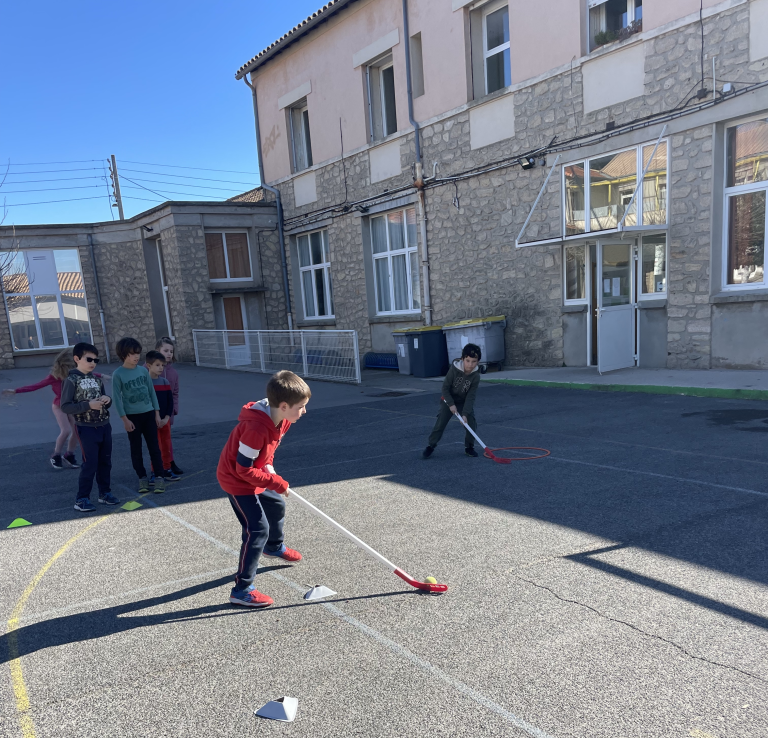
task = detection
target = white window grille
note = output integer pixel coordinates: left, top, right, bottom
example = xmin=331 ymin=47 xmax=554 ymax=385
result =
xmin=370 ymin=207 xmax=420 ymax=315
xmin=1 ymin=249 xmax=93 ymax=352
xmin=297 ymin=229 xmax=334 ymax=319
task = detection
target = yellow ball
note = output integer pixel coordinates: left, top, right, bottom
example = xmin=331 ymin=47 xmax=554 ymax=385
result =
xmin=424 ymin=576 xmax=437 ymax=584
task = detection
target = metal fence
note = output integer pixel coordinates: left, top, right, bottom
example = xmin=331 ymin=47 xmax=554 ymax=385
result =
xmin=192 ymin=329 xmax=361 ymax=384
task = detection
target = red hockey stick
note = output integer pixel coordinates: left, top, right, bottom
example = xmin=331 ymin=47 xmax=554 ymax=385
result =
xmin=442 ymin=398 xmax=550 ymax=463
xmin=288 ymin=488 xmax=448 ymax=593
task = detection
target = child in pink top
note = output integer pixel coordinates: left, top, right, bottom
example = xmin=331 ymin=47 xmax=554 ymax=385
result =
xmin=1 ymin=348 xmax=108 ymax=469
xmin=156 ymin=337 xmax=184 ymax=475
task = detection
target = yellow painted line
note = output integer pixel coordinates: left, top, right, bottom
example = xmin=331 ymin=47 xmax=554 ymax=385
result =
xmin=5 ymin=490 xmax=152 ymax=737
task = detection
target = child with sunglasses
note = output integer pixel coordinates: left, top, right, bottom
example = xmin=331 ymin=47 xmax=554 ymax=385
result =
xmin=60 ymin=342 xmax=119 ymax=512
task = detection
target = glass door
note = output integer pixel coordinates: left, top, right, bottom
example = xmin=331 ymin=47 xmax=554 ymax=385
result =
xmin=597 ymin=241 xmax=635 ymax=372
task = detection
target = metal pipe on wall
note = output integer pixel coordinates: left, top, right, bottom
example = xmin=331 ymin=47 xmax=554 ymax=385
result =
xmin=243 ymin=76 xmax=294 ymax=331
xmin=402 ymin=0 xmax=433 ymax=326
xmin=87 ymin=233 xmax=111 ymax=363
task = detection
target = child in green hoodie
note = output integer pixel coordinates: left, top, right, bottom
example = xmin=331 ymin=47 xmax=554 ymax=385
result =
xmin=423 ymin=343 xmax=482 ymax=458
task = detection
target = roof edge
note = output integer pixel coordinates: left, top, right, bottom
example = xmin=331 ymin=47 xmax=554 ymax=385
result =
xmin=235 ymin=0 xmax=360 ymax=79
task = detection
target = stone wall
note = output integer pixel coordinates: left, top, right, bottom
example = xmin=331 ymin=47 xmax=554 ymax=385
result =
xmin=93 ymin=238 xmax=158 ymax=359
xmin=266 ymin=1 xmax=765 ymax=370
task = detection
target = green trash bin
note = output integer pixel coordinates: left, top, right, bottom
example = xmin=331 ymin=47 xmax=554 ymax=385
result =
xmin=405 ymin=326 xmax=449 ymax=378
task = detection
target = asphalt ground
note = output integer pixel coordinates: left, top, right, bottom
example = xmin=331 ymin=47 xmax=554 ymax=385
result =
xmin=1 ymin=381 xmax=767 ymax=738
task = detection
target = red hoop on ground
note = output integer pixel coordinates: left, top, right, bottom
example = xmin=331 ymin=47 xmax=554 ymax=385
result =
xmin=441 ymin=397 xmax=551 ymax=464
xmin=483 ymin=446 xmax=551 ymax=463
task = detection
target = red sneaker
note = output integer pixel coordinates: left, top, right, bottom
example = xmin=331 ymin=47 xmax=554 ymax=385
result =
xmin=229 ymin=586 xmax=273 ymax=608
xmin=262 ymin=545 xmax=302 ymax=563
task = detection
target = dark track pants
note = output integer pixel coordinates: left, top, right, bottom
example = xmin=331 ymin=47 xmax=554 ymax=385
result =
xmin=76 ymin=424 xmax=112 ymax=500
xmin=126 ymin=411 xmax=164 ymax=479
xmin=228 ymin=490 xmax=286 ymax=590
xmin=428 ymin=402 xmax=477 ymax=449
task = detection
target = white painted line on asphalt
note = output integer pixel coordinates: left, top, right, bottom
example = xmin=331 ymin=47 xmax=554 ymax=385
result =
xmin=118 ymin=485 xmax=556 ymax=738
xmin=18 ymin=568 xmax=233 ymax=622
xmin=548 ymin=456 xmax=768 ymax=498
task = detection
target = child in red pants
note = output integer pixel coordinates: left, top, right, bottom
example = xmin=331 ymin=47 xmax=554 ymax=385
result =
xmin=144 ymin=351 xmax=177 ymax=482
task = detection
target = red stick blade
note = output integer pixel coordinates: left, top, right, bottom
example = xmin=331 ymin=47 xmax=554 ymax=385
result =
xmin=484 ymin=450 xmax=512 ymax=464
xmin=395 ymin=568 xmax=448 ymax=593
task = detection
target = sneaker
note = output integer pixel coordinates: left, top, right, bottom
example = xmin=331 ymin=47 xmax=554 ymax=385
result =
xmin=50 ymin=455 xmax=64 ymax=470
xmin=170 ymin=461 xmax=184 ymax=475
xmin=153 ymin=476 xmax=166 ymax=494
xmin=422 ymin=445 xmax=435 ymax=459
xmin=98 ymin=492 xmax=121 ymax=505
xmin=138 ymin=477 xmax=150 ymax=493
xmin=163 ymin=469 xmax=180 ymax=481
xmin=63 ymin=453 xmax=80 ymax=468
xmin=148 ymin=472 xmax=155 ymax=486
xmin=74 ymin=498 xmax=96 ymax=512
xmin=465 ymin=447 xmax=479 ymax=457
xmin=229 ymin=585 xmax=273 ymax=608
xmin=262 ymin=544 xmax=302 ymax=563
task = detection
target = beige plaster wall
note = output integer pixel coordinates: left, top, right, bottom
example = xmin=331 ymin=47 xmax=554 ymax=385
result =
xmin=643 ymin=0 xmax=724 ymax=31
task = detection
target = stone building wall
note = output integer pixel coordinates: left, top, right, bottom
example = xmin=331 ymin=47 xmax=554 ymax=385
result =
xmin=93 ymin=238 xmax=158 ymax=358
xmin=268 ymin=1 xmax=766 ymax=370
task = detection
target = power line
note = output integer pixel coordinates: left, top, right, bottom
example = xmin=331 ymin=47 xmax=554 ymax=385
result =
xmin=2 ymin=167 xmax=103 ymax=175
xmin=121 ymin=168 xmax=260 ymax=185
xmin=1 ymin=159 xmax=104 ymax=166
xmin=1 ymin=184 xmax=106 ymax=194
xmin=120 ymin=160 xmax=260 ymax=175
xmin=125 ymin=177 xmax=249 ymax=192
xmin=3 ymin=195 xmax=109 ymax=207
xmin=122 ymin=185 xmax=230 ymax=199
xmin=0 ymin=175 xmax=105 ymax=184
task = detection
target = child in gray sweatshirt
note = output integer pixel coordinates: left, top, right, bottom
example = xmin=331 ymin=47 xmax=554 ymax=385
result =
xmin=423 ymin=343 xmax=482 ymax=458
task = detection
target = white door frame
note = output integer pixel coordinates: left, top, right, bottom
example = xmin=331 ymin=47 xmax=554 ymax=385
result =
xmin=596 ymin=239 xmax=637 ymax=373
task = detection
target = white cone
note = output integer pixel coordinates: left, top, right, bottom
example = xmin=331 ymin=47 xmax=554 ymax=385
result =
xmin=304 ymin=584 xmax=336 ymax=601
xmin=255 ymin=696 xmax=298 ymax=722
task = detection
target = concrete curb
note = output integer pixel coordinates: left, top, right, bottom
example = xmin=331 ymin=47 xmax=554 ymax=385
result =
xmin=486 ymin=378 xmax=768 ymax=402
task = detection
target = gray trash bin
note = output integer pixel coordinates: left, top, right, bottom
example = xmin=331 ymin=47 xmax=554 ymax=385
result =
xmin=442 ymin=315 xmax=507 ymax=372
xmin=391 ymin=329 xmax=411 ymax=375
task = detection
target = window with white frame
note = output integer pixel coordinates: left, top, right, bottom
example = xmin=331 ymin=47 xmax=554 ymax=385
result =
xmin=1 ymin=249 xmax=93 ymax=351
xmin=297 ymin=229 xmax=334 ymax=319
xmin=370 ymin=207 xmax=421 ymax=314
xmin=723 ymin=118 xmax=768 ymax=287
xmin=563 ymin=140 xmax=667 ymax=236
xmin=640 ymin=233 xmax=667 ymax=295
xmin=564 ymin=244 xmax=587 ymax=302
xmin=589 ymin=0 xmax=642 ymax=50
xmin=367 ymin=54 xmax=398 ymax=141
xmin=290 ymin=100 xmax=313 ymax=173
xmin=483 ymin=4 xmax=510 ymax=94
xmin=205 ymin=232 xmax=252 ymax=281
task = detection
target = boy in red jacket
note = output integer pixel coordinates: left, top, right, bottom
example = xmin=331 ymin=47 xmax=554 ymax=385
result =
xmin=217 ymin=370 xmax=311 ymax=608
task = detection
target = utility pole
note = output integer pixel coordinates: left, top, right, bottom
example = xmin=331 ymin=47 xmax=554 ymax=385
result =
xmin=109 ymin=155 xmax=125 ymax=220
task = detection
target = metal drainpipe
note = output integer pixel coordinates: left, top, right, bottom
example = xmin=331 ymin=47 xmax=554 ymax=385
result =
xmin=243 ymin=75 xmax=294 ymax=331
xmin=87 ymin=233 xmax=111 ymax=363
xmin=402 ymin=0 xmax=432 ymax=326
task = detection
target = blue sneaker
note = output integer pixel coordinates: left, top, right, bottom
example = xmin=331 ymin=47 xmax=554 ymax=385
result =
xmin=98 ymin=492 xmax=121 ymax=506
xmin=229 ymin=585 xmax=273 ymax=608
xmin=163 ymin=469 xmax=180 ymax=481
xmin=74 ymin=498 xmax=96 ymax=512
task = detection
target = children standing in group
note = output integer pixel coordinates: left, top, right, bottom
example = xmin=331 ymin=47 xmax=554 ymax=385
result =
xmin=155 ymin=336 xmax=183 ymax=476
xmin=60 ymin=343 xmax=119 ymax=512
xmin=423 ymin=343 xmax=483 ymax=459
xmin=217 ymin=370 xmax=311 ymax=608
xmin=144 ymin=350 xmax=178 ymax=482
xmin=112 ymin=337 xmax=166 ymax=494
xmin=1 ymin=348 xmax=107 ymax=470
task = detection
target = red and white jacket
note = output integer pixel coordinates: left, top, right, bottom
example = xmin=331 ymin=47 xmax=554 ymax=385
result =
xmin=216 ymin=400 xmax=290 ymax=496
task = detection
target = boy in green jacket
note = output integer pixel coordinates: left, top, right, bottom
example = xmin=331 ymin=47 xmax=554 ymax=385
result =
xmin=423 ymin=343 xmax=482 ymax=459
xmin=112 ymin=336 xmax=166 ymax=493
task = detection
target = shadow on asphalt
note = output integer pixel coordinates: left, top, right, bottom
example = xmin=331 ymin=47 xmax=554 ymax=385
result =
xmin=3 ymin=385 xmax=768 ymax=632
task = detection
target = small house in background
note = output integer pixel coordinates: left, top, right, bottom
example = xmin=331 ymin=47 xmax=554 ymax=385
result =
xmin=0 ymin=196 xmax=282 ymax=369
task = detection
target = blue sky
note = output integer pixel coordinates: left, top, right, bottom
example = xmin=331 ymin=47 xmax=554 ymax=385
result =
xmin=0 ymin=1 xmax=324 ymax=225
